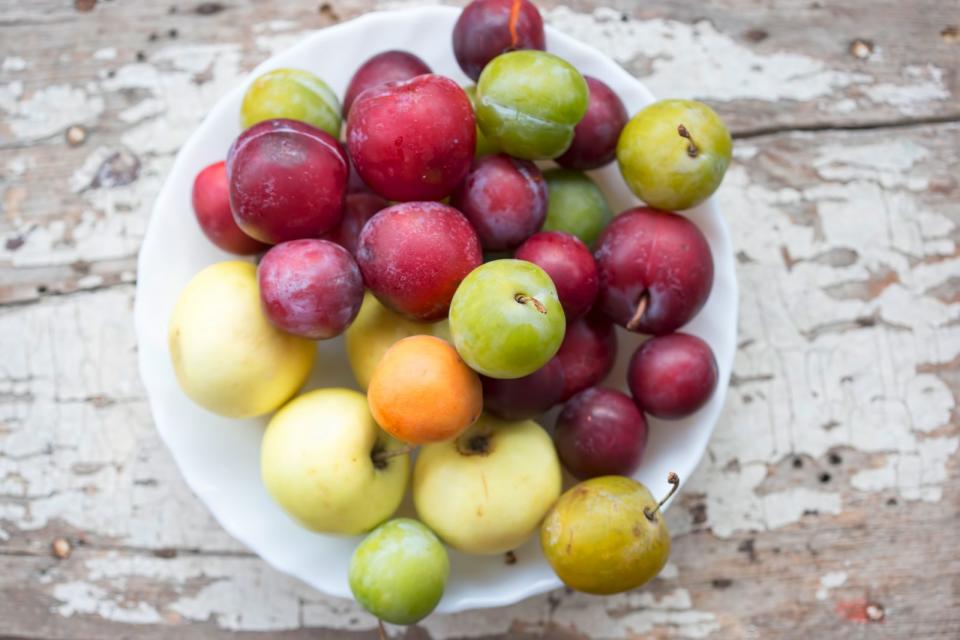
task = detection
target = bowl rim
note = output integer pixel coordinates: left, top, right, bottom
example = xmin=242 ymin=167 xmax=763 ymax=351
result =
xmin=135 ymin=4 xmax=739 ymax=613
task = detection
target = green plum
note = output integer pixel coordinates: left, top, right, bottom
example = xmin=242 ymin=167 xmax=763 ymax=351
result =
xmin=542 ymin=169 xmax=613 ymax=246
xmin=476 ymin=51 xmax=589 ymax=160
xmin=241 ymin=68 xmax=341 ymax=137
xmin=450 ymin=259 xmax=565 ymax=378
xmin=349 ymin=518 xmax=449 ymax=625
xmin=617 ymin=99 xmax=732 ymax=211
xmin=464 ymin=85 xmax=499 ymax=157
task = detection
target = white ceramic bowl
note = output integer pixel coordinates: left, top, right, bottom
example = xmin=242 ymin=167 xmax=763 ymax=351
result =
xmin=135 ymin=5 xmax=737 ymax=614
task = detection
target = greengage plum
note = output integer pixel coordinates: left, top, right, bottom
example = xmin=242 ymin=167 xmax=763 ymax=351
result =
xmin=453 ymin=0 xmax=545 ymax=81
xmin=342 ymin=50 xmax=431 ymax=115
xmin=322 ymin=192 xmax=387 ymax=256
xmin=240 ymin=68 xmax=341 ymax=137
xmin=542 ymin=169 xmax=612 ymax=247
xmin=191 ymin=161 xmax=268 ymax=255
xmin=476 ymin=50 xmax=588 ymax=160
xmin=628 ymin=333 xmax=718 ymax=419
xmin=227 ymin=119 xmax=348 ymax=244
xmin=617 ymin=99 xmax=732 ymax=211
xmin=554 ymin=311 xmax=617 ymax=401
xmin=449 ymin=259 xmax=565 ymax=379
xmin=594 ymin=207 xmax=713 ymax=335
xmin=356 ymin=202 xmax=482 ymax=321
xmin=556 ymin=76 xmax=628 ymax=170
xmin=515 ymin=231 xmax=598 ymax=319
xmin=257 ymin=239 xmax=364 ymax=340
xmin=451 ymin=154 xmax=547 ymax=251
xmin=555 ymin=387 xmax=648 ymax=479
xmin=481 ymin=357 xmax=564 ymax=420
xmin=347 ymin=74 xmax=475 ymax=202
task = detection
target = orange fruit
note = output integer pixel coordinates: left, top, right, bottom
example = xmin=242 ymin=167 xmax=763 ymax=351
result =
xmin=368 ymin=335 xmax=482 ymax=444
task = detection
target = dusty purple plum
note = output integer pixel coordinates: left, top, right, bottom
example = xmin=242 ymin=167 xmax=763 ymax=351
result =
xmin=227 ymin=119 xmax=348 ymax=245
xmin=342 ymin=50 xmax=431 ymax=115
xmin=451 ymin=154 xmax=547 ymax=251
xmin=628 ymin=333 xmax=718 ymax=419
xmin=258 ymin=239 xmax=364 ymax=340
xmin=452 ymin=0 xmax=545 ymax=81
xmin=322 ymin=192 xmax=388 ymax=256
xmin=481 ymin=357 xmax=565 ymax=420
xmin=595 ymin=207 xmax=714 ymax=335
xmin=555 ymin=387 xmax=648 ymax=479
xmin=556 ymin=76 xmax=628 ymax=170
xmin=554 ymin=311 xmax=618 ymax=401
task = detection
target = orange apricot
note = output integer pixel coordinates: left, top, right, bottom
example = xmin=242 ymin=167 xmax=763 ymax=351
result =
xmin=368 ymin=335 xmax=482 ymax=444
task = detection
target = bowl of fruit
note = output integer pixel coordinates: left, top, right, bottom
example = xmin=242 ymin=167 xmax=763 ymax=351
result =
xmin=135 ymin=0 xmax=737 ymax=622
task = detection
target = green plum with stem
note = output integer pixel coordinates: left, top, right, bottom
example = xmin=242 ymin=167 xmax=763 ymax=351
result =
xmin=617 ymin=99 xmax=732 ymax=211
xmin=241 ymin=68 xmax=341 ymax=137
xmin=542 ymin=169 xmax=613 ymax=247
xmin=476 ymin=50 xmax=589 ymax=160
xmin=349 ymin=518 xmax=449 ymax=625
xmin=450 ymin=259 xmax=565 ymax=379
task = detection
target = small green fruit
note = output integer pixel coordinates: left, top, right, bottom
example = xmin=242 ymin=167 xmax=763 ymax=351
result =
xmin=542 ymin=169 xmax=613 ymax=246
xmin=241 ymin=68 xmax=341 ymax=137
xmin=349 ymin=518 xmax=449 ymax=625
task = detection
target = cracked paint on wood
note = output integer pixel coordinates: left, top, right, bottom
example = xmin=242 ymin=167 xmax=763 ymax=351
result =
xmin=1 ymin=1 xmax=958 ymax=638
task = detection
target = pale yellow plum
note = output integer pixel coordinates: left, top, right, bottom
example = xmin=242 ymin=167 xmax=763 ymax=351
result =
xmin=345 ymin=292 xmax=450 ymax=390
xmin=168 ymin=261 xmax=315 ymax=418
xmin=413 ymin=414 xmax=561 ymax=555
xmin=261 ymin=388 xmax=409 ymax=534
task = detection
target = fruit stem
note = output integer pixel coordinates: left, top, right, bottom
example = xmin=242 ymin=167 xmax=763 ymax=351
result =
xmin=456 ymin=432 xmax=492 ymax=456
xmin=378 ymin=619 xmax=387 ymax=640
xmin=372 ymin=444 xmax=415 ymax=469
xmin=626 ymin=292 xmax=649 ymax=331
xmin=677 ymin=124 xmax=699 ymax=158
xmin=515 ymin=293 xmax=547 ymax=314
xmin=644 ymin=472 xmax=680 ymax=522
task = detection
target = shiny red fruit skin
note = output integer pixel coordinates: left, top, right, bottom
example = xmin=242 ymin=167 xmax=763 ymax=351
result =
xmin=356 ymin=202 xmax=483 ymax=321
xmin=481 ymin=357 xmax=565 ymax=421
xmin=453 ymin=0 xmax=546 ymax=81
xmin=628 ymin=333 xmax=718 ymax=419
xmin=322 ymin=192 xmax=388 ymax=256
xmin=343 ymin=50 xmax=431 ymax=116
xmin=555 ymin=386 xmax=648 ymax=480
xmin=451 ymin=154 xmax=547 ymax=251
xmin=346 ymin=75 xmax=475 ymax=202
xmin=257 ymin=239 xmax=364 ymax=340
xmin=515 ymin=230 xmax=598 ymax=319
xmin=554 ymin=311 xmax=618 ymax=401
xmin=227 ymin=119 xmax=348 ymax=245
xmin=556 ymin=76 xmax=628 ymax=171
xmin=595 ymin=207 xmax=714 ymax=335
xmin=191 ymin=161 xmax=268 ymax=255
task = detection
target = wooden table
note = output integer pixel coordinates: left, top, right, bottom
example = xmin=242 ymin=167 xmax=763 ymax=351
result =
xmin=1 ymin=1 xmax=958 ymax=638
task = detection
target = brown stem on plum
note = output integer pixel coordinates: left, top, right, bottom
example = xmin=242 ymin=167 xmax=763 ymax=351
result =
xmin=371 ymin=444 xmax=416 ymax=469
xmin=625 ymin=292 xmax=649 ymax=331
xmin=677 ymin=124 xmax=699 ymax=158
xmin=515 ymin=293 xmax=546 ymax=314
xmin=378 ymin=620 xmax=387 ymax=640
xmin=644 ymin=472 xmax=680 ymax=522
xmin=457 ymin=432 xmax=492 ymax=456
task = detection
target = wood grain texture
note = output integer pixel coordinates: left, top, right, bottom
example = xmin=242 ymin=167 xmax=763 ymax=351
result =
xmin=1 ymin=1 xmax=958 ymax=638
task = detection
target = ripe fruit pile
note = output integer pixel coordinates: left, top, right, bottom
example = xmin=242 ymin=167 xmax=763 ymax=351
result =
xmin=168 ymin=0 xmax=732 ymax=625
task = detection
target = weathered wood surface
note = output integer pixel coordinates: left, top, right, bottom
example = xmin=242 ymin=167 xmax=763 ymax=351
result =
xmin=1 ymin=1 xmax=958 ymax=638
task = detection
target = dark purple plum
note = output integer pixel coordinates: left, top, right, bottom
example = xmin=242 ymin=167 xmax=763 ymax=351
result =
xmin=554 ymin=311 xmax=618 ymax=401
xmin=322 ymin=192 xmax=388 ymax=256
xmin=515 ymin=230 xmax=598 ymax=319
xmin=227 ymin=119 xmax=348 ymax=245
xmin=628 ymin=333 xmax=718 ymax=419
xmin=452 ymin=0 xmax=546 ymax=81
xmin=481 ymin=358 xmax=565 ymax=420
xmin=556 ymin=76 xmax=628 ymax=170
xmin=451 ymin=154 xmax=547 ymax=251
xmin=555 ymin=386 xmax=648 ymax=479
xmin=357 ymin=202 xmax=483 ymax=321
xmin=342 ymin=50 xmax=431 ymax=116
xmin=595 ymin=207 xmax=714 ymax=335
xmin=258 ymin=239 xmax=364 ymax=340
xmin=347 ymin=75 xmax=475 ymax=202
xmin=191 ymin=161 xmax=268 ymax=255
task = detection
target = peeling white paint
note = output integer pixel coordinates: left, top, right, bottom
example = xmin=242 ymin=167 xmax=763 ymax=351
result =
xmin=93 ymin=47 xmax=118 ymax=61
xmin=2 ymin=56 xmax=27 ymax=72
xmin=816 ymin=571 xmax=847 ymax=600
xmin=0 ymin=84 xmax=104 ymax=141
